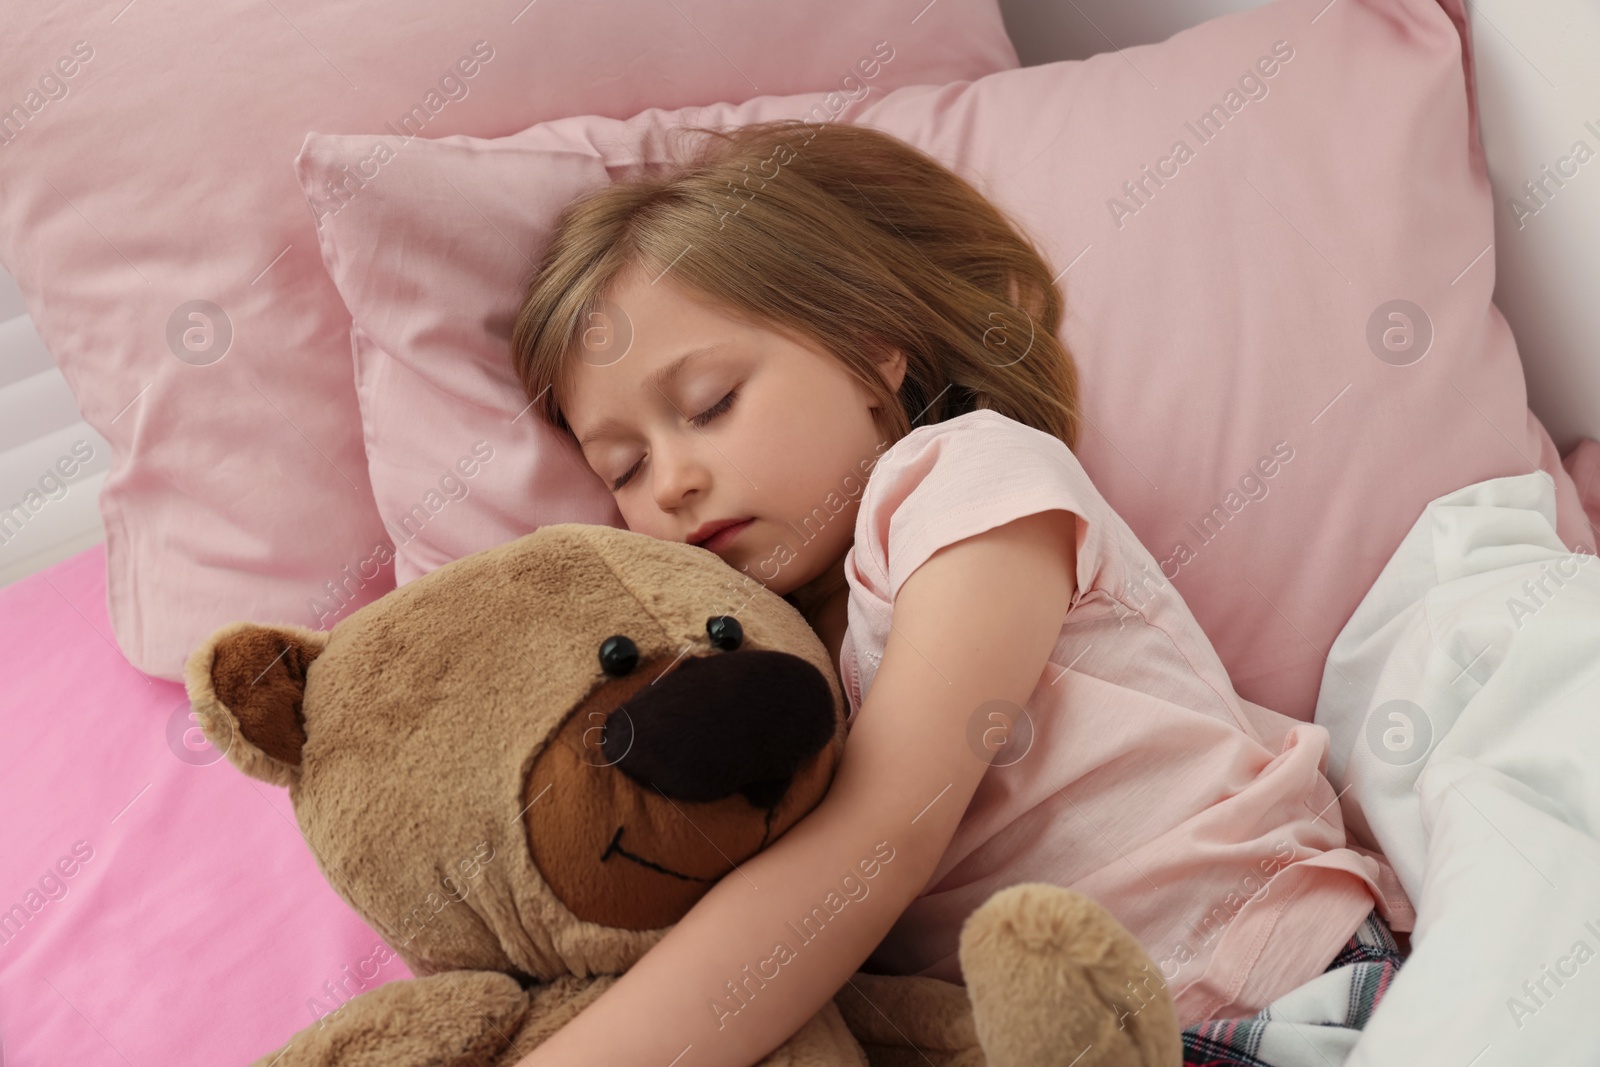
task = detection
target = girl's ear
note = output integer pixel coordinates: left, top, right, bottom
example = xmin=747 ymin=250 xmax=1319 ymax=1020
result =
xmin=183 ymin=621 xmax=330 ymax=787
xmin=875 ymin=345 xmax=908 ymax=394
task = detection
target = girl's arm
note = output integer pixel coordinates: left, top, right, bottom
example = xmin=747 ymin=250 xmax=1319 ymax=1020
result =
xmin=512 ymin=507 xmax=1079 ymax=1067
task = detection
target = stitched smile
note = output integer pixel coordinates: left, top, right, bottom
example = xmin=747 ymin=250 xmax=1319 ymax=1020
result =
xmin=600 ymin=807 xmax=779 ymax=882
xmin=600 ymin=824 xmax=714 ymax=882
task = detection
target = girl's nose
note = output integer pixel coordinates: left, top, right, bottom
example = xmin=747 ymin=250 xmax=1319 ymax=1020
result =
xmin=650 ymin=434 xmax=710 ymax=510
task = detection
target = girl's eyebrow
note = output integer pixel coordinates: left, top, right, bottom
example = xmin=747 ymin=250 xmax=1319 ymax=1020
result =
xmin=576 ymin=341 xmax=734 ymax=449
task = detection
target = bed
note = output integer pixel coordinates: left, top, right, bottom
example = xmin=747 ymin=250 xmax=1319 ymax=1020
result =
xmin=0 ymin=543 xmax=390 ymax=1062
xmin=3 ymin=0 xmax=1598 ymax=1062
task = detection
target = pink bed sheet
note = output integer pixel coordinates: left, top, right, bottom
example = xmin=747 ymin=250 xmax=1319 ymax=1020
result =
xmin=0 ymin=543 xmax=409 ymax=1064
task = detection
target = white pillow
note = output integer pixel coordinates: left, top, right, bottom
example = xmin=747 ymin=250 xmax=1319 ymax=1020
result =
xmin=1467 ymin=0 xmax=1600 ymax=451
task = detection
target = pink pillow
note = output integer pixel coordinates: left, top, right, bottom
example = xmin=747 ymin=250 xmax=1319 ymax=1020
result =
xmin=0 ymin=4 xmax=1016 ymax=683
xmin=301 ymin=0 xmax=1595 ymax=723
xmin=1561 ymin=437 xmax=1600 ymax=537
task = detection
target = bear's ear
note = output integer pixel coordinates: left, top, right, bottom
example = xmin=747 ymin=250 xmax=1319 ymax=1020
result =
xmin=183 ymin=621 xmax=329 ymax=787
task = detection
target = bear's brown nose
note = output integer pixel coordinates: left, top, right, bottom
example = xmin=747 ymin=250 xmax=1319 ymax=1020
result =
xmin=599 ymin=650 xmax=836 ymax=809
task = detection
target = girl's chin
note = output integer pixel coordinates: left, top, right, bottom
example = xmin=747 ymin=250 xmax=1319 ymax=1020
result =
xmin=706 ymin=521 xmax=839 ymax=602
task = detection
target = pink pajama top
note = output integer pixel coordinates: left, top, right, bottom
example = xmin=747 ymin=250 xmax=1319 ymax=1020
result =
xmin=838 ymin=408 xmax=1414 ymax=1027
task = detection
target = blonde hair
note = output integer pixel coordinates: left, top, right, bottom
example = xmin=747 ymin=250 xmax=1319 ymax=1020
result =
xmin=509 ymin=119 xmax=1081 ymax=455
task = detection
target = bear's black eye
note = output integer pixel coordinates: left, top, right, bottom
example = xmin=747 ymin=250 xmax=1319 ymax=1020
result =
xmin=705 ymin=615 xmax=743 ymax=651
xmin=598 ymin=635 xmax=639 ymax=676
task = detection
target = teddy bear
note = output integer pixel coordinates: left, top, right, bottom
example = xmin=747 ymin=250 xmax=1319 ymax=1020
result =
xmin=183 ymin=522 xmax=1182 ymax=1067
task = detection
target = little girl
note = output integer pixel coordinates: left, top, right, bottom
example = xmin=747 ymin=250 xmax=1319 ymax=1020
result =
xmin=505 ymin=119 xmax=1413 ymax=1067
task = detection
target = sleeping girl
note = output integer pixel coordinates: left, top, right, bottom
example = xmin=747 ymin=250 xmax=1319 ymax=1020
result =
xmin=503 ymin=119 xmax=1414 ymax=1067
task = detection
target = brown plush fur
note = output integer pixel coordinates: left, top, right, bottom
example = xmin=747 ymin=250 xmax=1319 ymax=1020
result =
xmin=184 ymin=523 xmax=1181 ymax=1066
xmin=961 ymin=885 xmax=1181 ymax=1066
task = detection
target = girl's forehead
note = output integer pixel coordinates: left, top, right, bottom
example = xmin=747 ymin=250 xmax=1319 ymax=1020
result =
xmin=557 ymin=351 xmax=640 ymax=441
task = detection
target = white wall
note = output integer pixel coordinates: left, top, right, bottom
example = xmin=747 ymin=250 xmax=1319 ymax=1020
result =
xmin=997 ymin=0 xmax=1266 ymax=66
xmin=0 ymin=266 xmax=112 ymax=587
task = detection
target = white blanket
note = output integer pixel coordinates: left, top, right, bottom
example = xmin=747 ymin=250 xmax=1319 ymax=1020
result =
xmin=1314 ymin=470 xmax=1600 ymax=1065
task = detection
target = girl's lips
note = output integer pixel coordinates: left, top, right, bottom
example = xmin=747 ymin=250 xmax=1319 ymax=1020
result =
xmin=700 ymin=518 xmax=754 ymax=553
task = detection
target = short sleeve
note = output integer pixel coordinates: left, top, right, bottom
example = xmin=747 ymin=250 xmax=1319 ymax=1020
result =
xmin=854 ymin=409 xmax=1095 ymax=604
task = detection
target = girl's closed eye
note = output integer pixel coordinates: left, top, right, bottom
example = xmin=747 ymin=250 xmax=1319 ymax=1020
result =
xmin=690 ymin=387 xmax=739 ymax=429
xmin=610 ymin=388 xmax=739 ymax=491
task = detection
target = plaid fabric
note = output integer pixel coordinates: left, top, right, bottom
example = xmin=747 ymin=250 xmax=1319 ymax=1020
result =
xmin=1180 ymin=911 xmax=1405 ymax=1067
